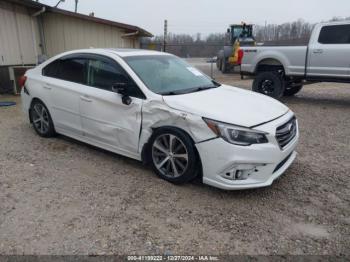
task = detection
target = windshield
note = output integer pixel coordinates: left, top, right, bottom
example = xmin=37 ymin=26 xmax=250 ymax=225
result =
xmin=233 ymin=27 xmax=243 ymax=38
xmin=124 ymin=55 xmax=218 ymax=95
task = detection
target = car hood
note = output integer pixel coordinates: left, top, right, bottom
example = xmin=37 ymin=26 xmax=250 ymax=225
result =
xmin=162 ymin=85 xmax=289 ymax=127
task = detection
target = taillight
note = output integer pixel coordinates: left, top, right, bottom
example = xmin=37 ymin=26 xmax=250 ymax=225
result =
xmin=18 ymin=75 xmax=27 ymax=88
xmin=237 ymin=49 xmax=244 ymax=65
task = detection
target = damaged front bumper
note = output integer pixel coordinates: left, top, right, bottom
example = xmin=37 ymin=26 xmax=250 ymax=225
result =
xmin=195 ymin=112 xmax=299 ymax=190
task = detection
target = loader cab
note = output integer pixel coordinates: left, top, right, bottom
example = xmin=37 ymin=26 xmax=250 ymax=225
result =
xmin=227 ymin=24 xmax=255 ymax=46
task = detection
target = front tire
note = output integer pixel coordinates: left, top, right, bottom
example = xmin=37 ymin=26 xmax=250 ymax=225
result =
xmin=253 ymin=71 xmax=285 ymax=99
xmin=216 ymin=59 xmax=221 ymax=71
xmin=30 ymin=100 xmax=56 ymax=137
xmin=221 ymin=58 xmax=227 ymax=73
xmin=149 ymin=127 xmax=199 ymax=184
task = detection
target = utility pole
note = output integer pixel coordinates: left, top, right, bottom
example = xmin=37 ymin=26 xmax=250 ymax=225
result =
xmin=163 ymin=20 xmax=168 ymax=52
xmin=75 ymin=0 xmax=78 ymax=12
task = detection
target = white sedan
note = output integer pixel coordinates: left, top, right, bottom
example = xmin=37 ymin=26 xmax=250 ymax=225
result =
xmin=20 ymin=49 xmax=299 ymax=190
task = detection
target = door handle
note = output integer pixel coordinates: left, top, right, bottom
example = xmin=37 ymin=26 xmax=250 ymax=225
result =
xmin=80 ymin=95 xmax=92 ymax=102
xmin=313 ymin=49 xmax=323 ymax=54
xmin=43 ymin=84 xmax=52 ymax=90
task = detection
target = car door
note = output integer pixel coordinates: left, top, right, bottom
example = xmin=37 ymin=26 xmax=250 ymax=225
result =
xmin=79 ymin=54 xmax=145 ymax=157
xmin=307 ymin=24 xmax=350 ymax=78
xmin=42 ymin=55 xmax=88 ymax=136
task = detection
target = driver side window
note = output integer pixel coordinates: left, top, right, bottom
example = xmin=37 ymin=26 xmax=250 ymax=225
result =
xmin=88 ymin=59 xmax=126 ymax=90
xmin=87 ymin=57 xmax=145 ymax=99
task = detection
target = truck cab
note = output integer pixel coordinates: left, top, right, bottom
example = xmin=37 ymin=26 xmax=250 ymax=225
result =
xmin=240 ymin=21 xmax=350 ymax=99
xmin=307 ymin=22 xmax=350 ymax=79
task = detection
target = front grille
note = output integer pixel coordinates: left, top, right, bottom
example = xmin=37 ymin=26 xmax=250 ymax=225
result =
xmin=276 ymin=117 xmax=297 ymax=149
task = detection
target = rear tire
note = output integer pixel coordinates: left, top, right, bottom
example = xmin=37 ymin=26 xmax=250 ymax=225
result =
xmin=216 ymin=59 xmax=221 ymax=71
xmin=221 ymin=57 xmax=227 ymax=73
xmin=284 ymin=82 xmax=303 ymax=96
xmin=149 ymin=127 xmax=199 ymax=184
xmin=253 ymin=71 xmax=285 ymax=99
xmin=30 ymin=100 xmax=56 ymax=138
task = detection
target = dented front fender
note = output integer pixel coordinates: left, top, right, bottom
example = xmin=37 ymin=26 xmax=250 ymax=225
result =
xmin=138 ymin=99 xmax=216 ymax=154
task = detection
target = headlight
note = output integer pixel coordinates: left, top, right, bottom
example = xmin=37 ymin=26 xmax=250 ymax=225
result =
xmin=203 ymin=118 xmax=268 ymax=146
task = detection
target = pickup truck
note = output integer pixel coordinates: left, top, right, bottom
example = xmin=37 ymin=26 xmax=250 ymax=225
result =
xmin=240 ymin=21 xmax=350 ymax=98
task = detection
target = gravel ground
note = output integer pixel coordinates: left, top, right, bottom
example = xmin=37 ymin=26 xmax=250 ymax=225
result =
xmin=0 ymin=59 xmax=349 ymax=255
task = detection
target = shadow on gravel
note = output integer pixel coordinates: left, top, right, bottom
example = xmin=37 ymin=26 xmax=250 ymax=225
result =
xmin=282 ymin=95 xmax=350 ymax=107
xmin=57 ymin=132 xmax=285 ymax=199
xmin=54 ymin=129 xmax=308 ymax=201
xmin=59 ymin=134 xmax=145 ymax=167
xmin=188 ymin=161 xmax=308 ymax=200
xmin=189 ymin=175 xmax=278 ymax=198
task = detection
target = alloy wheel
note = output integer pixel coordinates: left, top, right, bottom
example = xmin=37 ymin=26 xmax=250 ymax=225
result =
xmin=152 ymin=134 xmax=189 ymax=178
xmin=32 ymin=103 xmax=50 ymax=135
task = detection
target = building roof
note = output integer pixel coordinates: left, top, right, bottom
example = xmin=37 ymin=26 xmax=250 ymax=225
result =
xmin=5 ymin=0 xmax=153 ymax=37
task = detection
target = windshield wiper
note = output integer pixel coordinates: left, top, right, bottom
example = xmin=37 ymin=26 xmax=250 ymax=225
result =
xmin=161 ymin=85 xmax=218 ymax=96
xmin=195 ymin=86 xmax=217 ymax=91
xmin=212 ymin=80 xmax=222 ymax=87
xmin=184 ymin=85 xmax=218 ymax=93
xmin=160 ymin=91 xmax=180 ymax=96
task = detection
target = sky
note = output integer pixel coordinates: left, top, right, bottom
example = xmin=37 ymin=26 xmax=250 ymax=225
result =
xmin=39 ymin=0 xmax=350 ymax=37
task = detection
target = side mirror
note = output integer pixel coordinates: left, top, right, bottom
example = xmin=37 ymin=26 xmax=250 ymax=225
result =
xmin=112 ymin=82 xmax=132 ymax=106
xmin=227 ymin=28 xmax=231 ymax=33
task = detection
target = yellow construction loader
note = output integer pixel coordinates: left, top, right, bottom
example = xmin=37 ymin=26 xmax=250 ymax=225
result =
xmin=217 ymin=23 xmax=256 ymax=73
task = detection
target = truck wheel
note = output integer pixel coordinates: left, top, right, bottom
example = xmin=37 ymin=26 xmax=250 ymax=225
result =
xmin=216 ymin=59 xmax=221 ymax=71
xmin=221 ymin=58 xmax=227 ymax=73
xmin=284 ymin=82 xmax=303 ymax=96
xmin=253 ymin=71 xmax=285 ymax=99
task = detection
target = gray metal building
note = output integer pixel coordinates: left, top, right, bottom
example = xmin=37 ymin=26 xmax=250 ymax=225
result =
xmin=0 ymin=0 xmax=152 ymax=94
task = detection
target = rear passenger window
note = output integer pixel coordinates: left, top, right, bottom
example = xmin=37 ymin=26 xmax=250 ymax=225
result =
xmin=318 ymin=25 xmax=350 ymax=44
xmin=42 ymin=60 xmax=60 ymax=78
xmin=42 ymin=57 xmax=87 ymax=84
xmin=57 ymin=58 xmax=87 ymax=84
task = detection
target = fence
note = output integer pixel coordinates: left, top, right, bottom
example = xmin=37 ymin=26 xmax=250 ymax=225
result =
xmin=141 ymin=35 xmax=311 ymax=58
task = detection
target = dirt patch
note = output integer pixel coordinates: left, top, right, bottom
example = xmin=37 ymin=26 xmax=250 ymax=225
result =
xmin=291 ymin=223 xmax=329 ymax=238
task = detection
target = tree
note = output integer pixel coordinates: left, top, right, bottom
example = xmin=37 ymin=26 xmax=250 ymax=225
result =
xmin=141 ymin=18 xmax=350 ymax=57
